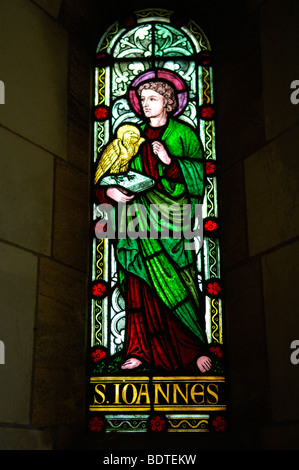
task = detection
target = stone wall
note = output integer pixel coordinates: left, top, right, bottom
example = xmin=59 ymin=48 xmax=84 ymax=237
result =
xmin=0 ymin=0 xmax=92 ymax=449
xmin=216 ymin=0 xmax=299 ymax=449
xmin=0 ymin=0 xmax=298 ymax=450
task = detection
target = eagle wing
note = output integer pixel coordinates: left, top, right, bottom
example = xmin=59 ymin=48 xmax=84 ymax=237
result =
xmin=116 ymin=136 xmax=146 ymax=172
xmin=94 ymin=138 xmax=121 ymax=184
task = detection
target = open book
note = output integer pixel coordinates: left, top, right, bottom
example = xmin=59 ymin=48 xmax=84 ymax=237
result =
xmin=99 ymin=171 xmax=155 ymax=194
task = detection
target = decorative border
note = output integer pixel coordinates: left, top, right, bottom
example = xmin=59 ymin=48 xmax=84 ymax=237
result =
xmin=88 ymin=413 xmax=228 ymax=433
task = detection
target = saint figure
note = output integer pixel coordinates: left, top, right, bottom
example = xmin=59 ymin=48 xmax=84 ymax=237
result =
xmin=94 ymin=70 xmax=212 ymax=373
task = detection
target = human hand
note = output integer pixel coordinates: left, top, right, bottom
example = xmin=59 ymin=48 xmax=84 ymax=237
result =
xmin=152 ymin=141 xmax=171 ymax=165
xmin=106 ymin=187 xmax=134 ymax=203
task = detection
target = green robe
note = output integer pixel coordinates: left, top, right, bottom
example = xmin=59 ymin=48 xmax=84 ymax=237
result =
xmin=116 ymin=118 xmax=207 ymax=344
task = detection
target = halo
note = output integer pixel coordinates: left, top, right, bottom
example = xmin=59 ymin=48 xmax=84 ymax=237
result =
xmin=129 ymin=69 xmax=188 ymax=117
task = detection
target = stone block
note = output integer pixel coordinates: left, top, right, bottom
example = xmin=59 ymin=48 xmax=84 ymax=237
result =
xmin=69 ymin=37 xmax=92 ymax=107
xmin=262 ymin=240 xmax=299 ymax=422
xmin=0 ymin=127 xmax=53 ymax=255
xmin=220 ymin=161 xmax=248 ymax=268
xmin=32 ymin=257 xmax=87 ymax=426
xmin=32 ymin=363 xmax=85 ymax=426
xmin=260 ymin=422 xmax=299 ymax=450
xmin=245 ymin=125 xmax=299 ymax=256
xmin=0 ymin=427 xmax=52 ymax=450
xmin=67 ymin=96 xmax=91 ymax=173
xmin=0 ymin=242 xmax=37 ymax=424
xmin=52 ymin=161 xmax=89 ymax=271
xmin=224 ymin=258 xmax=269 ymax=427
xmin=246 ymin=0 xmax=267 ymax=14
xmin=67 ymin=37 xmax=91 ymax=172
xmin=215 ymin=14 xmax=265 ymax=167
xmin=60 ymin=0 xmax=95 ymax=36
xmin=260 ymin=0 xmax=299 ymax=140
xmin=35 ymin=257 xmax=87 ymax=367
xmin=67 ymin=116 xmax=91 ymax=173
xmin=0 ymin=0 xmax=68 ymax=158
xmin=32 ymin=0 xmax=63 ymax=19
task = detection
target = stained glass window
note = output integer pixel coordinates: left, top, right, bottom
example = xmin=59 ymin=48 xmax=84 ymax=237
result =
xmin=88 ymin=9 xmax=227 ymax=434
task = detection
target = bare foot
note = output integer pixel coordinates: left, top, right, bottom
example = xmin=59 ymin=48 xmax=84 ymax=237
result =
xmin=196 ymin=355 xmax=212 ymax=373
xmin=121 ymin=358 xmax=142 ymax=370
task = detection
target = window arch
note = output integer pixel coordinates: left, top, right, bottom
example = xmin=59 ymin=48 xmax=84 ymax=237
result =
xmin=88 ymin=9 xmax=226 ymax=434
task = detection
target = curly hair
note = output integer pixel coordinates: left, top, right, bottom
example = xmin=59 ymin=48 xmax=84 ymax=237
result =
xmin=137 ymin=81 xmax=177 ymax=113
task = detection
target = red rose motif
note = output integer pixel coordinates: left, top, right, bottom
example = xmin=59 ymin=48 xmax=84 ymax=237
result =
xmin=96 ymin=53 xmax=107 ymax=61
xmin=94 ymin=106 xmax=108 ymax=120
xmin=207 ymin=281 xmax=221 ymax=296
xmin=92 ymin=282 xmax=107 ymax=298
xmin=95 ymin=220 xmax=107 ymax=237
xmin=210 ymin=346 xmax=223 ymax=358
xmin=91 ymin=348 xmax=106 ymax=363
xmin=199 ymin=51 xmax=211 ymax=66
xmin=201 ymin=106 xmax=215 ymax=119
xmin=204 ymin=220 xmax=218 ymax=231
xmin=89 ymin=416 xmax=104 ymax=432
xmin=212 ymin=416 xmax=227 ymax=432
xmin=150 ymin=416 xmax=166 ymax=432
xmin=122 ymin=16 xmax=135 ymax=27
xmin=206 ymin=162 xmax=216 ymax=174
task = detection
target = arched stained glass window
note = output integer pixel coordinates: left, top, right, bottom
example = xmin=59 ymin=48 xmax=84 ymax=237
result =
xmin=88 ymin=9 xmax=226 ymax=434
